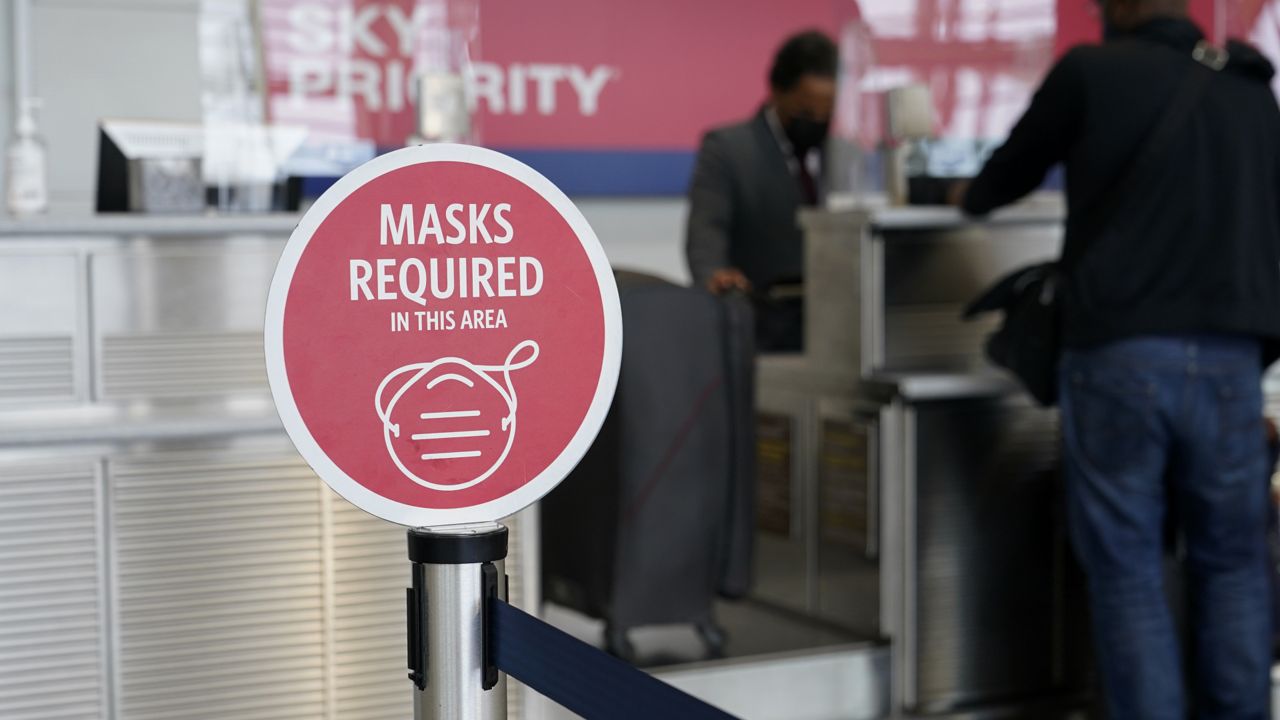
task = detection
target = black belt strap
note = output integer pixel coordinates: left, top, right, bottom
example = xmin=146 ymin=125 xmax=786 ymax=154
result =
xmin=491 ymin=599 xmax=739 ymax=719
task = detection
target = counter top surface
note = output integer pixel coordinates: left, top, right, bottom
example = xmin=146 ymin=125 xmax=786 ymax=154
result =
xmin=871 ymin=203 xmax=1064 ymax=231
xmin=0 ymin=213 xmax=303 ymax=237
xmin=801 ymin=195 xmax=1066 ymax=233
xmin=757 ymin=354 xmax=1027 ymax=401
xmin=862 ymin=370 xmax=1024 ymax=401
xmin=0 ymin=400 xmax=284 ymax=447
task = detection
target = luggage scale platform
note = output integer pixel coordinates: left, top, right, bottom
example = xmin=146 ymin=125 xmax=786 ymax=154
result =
xmin=527 ymin=600 xmax=1101 ymax=720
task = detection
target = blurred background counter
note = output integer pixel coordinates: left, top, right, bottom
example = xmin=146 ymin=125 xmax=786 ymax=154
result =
xmin=0 ymin=198 xmax=1088 ymax=720
xmin=0 ymin=215 xmax=539 ymax=720
xmin=751 ymin=200 xmax=1094 ymax=717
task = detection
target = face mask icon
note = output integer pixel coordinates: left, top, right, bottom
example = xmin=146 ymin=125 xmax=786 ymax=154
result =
xmin=375 ymin=340 xmax=539 ymax=491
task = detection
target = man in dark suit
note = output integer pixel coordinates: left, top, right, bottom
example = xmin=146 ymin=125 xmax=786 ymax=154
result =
xmin=685 ymin=31 xmax=837 ymax=352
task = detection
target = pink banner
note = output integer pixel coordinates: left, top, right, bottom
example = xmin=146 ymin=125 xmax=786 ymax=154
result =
xmin=257 ymin=1 xmax=1280 ymax=192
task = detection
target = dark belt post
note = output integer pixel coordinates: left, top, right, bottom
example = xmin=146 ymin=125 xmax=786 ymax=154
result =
xmin=407 ymin=524 xmax=509 ymax=720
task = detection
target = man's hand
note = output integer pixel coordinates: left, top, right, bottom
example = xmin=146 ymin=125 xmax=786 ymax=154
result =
xmin=947 ymin=179 xmax=972 ymax=208
xmin=706 ymin=268 xmax=752 ymax=295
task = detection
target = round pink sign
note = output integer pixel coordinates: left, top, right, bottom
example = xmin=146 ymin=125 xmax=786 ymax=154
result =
xmin=266 ymin=145 xmax=622 ymax=526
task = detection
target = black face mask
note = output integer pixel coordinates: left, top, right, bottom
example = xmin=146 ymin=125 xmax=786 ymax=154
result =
xmin=785 ymin=117 xmax=829 ymax=154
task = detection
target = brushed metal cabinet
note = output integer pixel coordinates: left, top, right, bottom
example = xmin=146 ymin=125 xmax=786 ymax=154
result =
xmin=879 ymin=225 xmax=1057 ymax=372
xmin=755 ymin=359 xmax=882 ymax=635
xmin=90 ymin=239 xmax=283 ymax=401
xmin=0 ymin=251 xmax=87 ymax=405
xmin=0 ymin=458 xmax=107 ymax=720
xmin=901 ymin=399 xmax=1087 ymax=713
xmin=108 ymin=442 xmax=328 ymax=720
xmin=814 ymin=404 xmax=881 ymax=633
xmin=801 ymin=207 xmax=1062 ymax=377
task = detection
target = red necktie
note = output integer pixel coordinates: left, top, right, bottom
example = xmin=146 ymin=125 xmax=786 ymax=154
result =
xmin=795 ymin=153 xmax=817 ymax=205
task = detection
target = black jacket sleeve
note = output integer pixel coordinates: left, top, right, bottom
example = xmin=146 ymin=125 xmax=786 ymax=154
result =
xmin=962 ymin=51 xmax=1087 ymax=215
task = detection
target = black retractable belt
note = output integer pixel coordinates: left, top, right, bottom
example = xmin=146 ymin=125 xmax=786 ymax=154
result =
xmin=490 ymin=599 xmax=739 ymax=720
xmin=406 ymin=525 xmax=740 ymax=719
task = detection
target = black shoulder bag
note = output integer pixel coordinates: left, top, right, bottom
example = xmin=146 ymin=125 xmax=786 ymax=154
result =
xmin=963 ymin=41 xmax=1226 ymax=406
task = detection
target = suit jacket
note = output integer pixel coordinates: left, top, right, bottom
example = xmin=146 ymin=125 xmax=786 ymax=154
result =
xmin=685 ymin=109 xmax=808 ymax=291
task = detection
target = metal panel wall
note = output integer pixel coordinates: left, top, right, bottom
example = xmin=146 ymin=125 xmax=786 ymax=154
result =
xmin=0 ymin=460 xmax=106 ymax=720
xmin=754 ymin=358 xmax=883 ymax=635
xmin=110 ymin=448 xmax=326 ymax=720
xmin=909 ymin=400 xmax=1084 ymax=712
xmin=0 ymin=252 xmax=84 ymax=405
xmin=330 ymin=499 xmax=410 ymax=720
xmin=879 ymin=225 xmax=1059 ymax=373
xmin=0 ymin=222 xmax=539 ymax=719
xmin=90 ymin=243 xmax=282 ymax=402
xmin=0 ymin=336 xmax=76 ymax=402
xmin=101 ymin=332 xmax=267 ymax=400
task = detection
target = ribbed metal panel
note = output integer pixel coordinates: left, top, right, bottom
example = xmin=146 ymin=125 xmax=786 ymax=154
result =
xmin=913 ymin=403 xmax=1069 ymax=709
xmin=330 ymin=498 xmax=411 ymax=720
xmin=0 ymin=461 xmax=105 ymax=720
xmin=885 ymin=306 xmax=998 ymax=370
xmin=111 ymin=451 xmax=324 ymax=720
xmin=0 ymin=336 xmax=76 ymax=403
xmin=100 ymin=332 xmax=267 ymax=400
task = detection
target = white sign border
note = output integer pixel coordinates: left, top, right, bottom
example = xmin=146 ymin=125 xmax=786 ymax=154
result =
xmin=265 ymin=144 xmax=622 ymax=528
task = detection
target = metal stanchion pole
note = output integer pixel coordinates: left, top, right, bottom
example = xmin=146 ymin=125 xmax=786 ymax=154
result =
xmin=407 ymin=524 xmax=509 ymax=720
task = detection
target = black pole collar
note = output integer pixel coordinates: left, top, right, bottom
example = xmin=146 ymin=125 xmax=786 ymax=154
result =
xmin=408 ymin=525 xmax=509 ymax=564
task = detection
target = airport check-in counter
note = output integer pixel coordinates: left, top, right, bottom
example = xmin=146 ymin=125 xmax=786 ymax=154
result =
xmin=755 ymin=202 xmax=1094 ymax=717
xmin=0 ymin=216 xmax=540 ymax=720
xmin=3 ymin=211 xmax=1274 ymax=720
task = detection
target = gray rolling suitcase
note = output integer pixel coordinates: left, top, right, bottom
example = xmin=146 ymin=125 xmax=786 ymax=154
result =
xmin=541 ymin=271 xmax=755 ymax=660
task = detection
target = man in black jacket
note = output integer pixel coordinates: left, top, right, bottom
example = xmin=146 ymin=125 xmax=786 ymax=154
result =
xmin=960 ymin=1 xmax=1280 ymax=717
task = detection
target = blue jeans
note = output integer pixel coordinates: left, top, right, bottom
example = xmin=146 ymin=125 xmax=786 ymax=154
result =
xmin=1060 ymin=335 xmax=1272 ymax=720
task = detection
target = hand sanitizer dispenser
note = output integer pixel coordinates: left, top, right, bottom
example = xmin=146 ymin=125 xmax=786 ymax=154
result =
xmin=6 ymin=98 xmax=48 ymax=217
